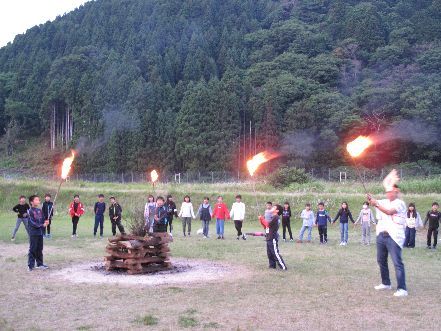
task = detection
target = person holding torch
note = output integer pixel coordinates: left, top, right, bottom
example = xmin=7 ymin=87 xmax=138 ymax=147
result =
xmin=367 ymin=170 xmax=408 ymax=297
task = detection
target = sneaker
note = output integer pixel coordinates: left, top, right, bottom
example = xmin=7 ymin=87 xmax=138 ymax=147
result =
xmin=48 ymin=234 xmax=52 ymax=239
xmin=28 ymin=266 xmax=33 ymax=272
xmin=427 ymin=246 xmax=432 ymax=249
xmin=339 ymin=242 xmax=344 ymax=246
xmin=306 ymin=240 xmax=311 ymax=243
xmin=221 ymin=236 xmax=225 ymax=240
xmin=290 ymin=239 xmax=294 ymax=242
xmin=99 ymin=235 xmax=104 ymax=239
xmin=283 ymin=239 xmax=286 ymax=242
xmin=217 ymin=236 xmax=221 ymax=240
xmin=237 ymin=236 xmax=240 ymax=240
xmin=343 ymin=242 xmax=347 ymax=246
xmin=203 ymin=236 xmax=207 ymax=239
xmin=393 ymin=289 xmax=408 ymax=297
xmin=71 ymin=235 xmax=75 ymax=239
xmin=433 ymin=246 xmax=437 ymax=250
xmin=188 ymin=233 xmax=191 ymax=237
xmin=11 ymin=237 xmax=15 ymax=242
xmin=374 ymin=284 xmax=392 ymax=290
xmin=94 ymin=235 xmax=97 ymax=238
xmin=36 ymin=264 xmax=49 ymax=270
xmin=242 ymin=234 xmax=247 ymax=240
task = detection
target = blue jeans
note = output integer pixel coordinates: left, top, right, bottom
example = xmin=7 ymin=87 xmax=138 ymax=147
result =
xmin=377 ymin=232 xmax=406 ymax=290
xmin=12 ymin=217 xmax=29 ymax=238
xmin=340 ymin=222 xmax=349 ymax=243
xmin=216 ymin=219 xmax=225 ymax=236
xmin=202 ymin=220 xmax=210 ymax=237
xmin=299 ymin=225 xmax=312 ymax=241
xmin=94 ymin=214 xmax=104 ymax=236
xmin=404 ymin=227 xmax=416 ymax=248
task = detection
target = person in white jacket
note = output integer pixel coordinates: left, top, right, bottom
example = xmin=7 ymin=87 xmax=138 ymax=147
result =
xmin=230 ymin=195 xmax=246 ymax=240
xmin=178 ymin=195 xmax=195 ymax=237
xmin=298 ymin=203 xmax=315 ymax=243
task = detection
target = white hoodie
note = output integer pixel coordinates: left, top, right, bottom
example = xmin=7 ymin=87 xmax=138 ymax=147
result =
xmin=230 ymin=202 xmax=245 ymax=221
xmin=178 ymin=202 xmax=195 ymax=218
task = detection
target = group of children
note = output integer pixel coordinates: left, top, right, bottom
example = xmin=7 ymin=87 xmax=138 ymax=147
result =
xmin=10 ymin=192 xmax=441 ymax=272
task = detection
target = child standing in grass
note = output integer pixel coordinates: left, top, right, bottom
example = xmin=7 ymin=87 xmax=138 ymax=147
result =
xmin=354 ymin=202 xmax=376 ymax=245
xmin=281 ymin=202 xmax=293 ymax=242
xmin=27 ymin=195 xmax=49 ymax=271
xmin=298 ymin=203 xmax=314 ymax=243
xmin=153 ymin=196 xmax=169 ymax=233
xmin=230 ymin=195 xmax=246 ymax=240
xmin=404 ymin=203 xmax=423 ymax=248
xmin=197 ymin=197 xmax=212 ymax=238
xmin=260 ymin=205 xmax=287 ymax=270
xmin=42 ymin=194 xmax=53 ymax=239
xmin=166 ymin=195 xmax=178 ymax=235
xmin=315 ymin=202 xmax=331 ymax=244
xmin=332 ymin=202 xmax=355 ymax=246
xmin=144 ymin=195 xmax=156 ymax=233
xmin=424 ymin=202 xmax=441 ymax=249
xmin=212 ymin=196 xmax=230 ymax=240
xmin=178 ymin=195 xmax=195 ymax=237
xmin=68 ymin=195 xmax=84 ymax=238
xmin=94 ymin=194 xmax=106 ymax=238
xmin=109 ymin=196 xmax=125 ymax=236
xmin=264 ymin=202 xmax=273 ymax=224
xmin=11 ymin=195 xmax=30 ymax=241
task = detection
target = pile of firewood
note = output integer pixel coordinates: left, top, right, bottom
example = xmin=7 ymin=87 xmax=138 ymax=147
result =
xmin=104 ymin=233 xmax=172 ymax=274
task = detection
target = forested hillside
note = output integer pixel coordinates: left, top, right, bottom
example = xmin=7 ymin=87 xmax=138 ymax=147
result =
xmin=0 ymin=0 xmax=440 ymax=174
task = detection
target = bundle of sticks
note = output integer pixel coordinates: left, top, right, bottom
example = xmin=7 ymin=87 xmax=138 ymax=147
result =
xmin=104 ymin=233 xmax=172 ymax=274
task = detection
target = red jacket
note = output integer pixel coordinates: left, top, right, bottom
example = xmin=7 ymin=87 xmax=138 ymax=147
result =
xmin=212 ymin=203 xmax=230 ymax=220
xmin=69 ymin=202 xmax=85 ymax=217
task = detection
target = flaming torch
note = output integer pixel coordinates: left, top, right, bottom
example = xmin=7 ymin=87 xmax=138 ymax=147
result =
xmin=49 ymin=150 xmax=76 ymax=218
xmin=247 ymin=151 xmax=279 ymax=215
xmin=151 ymin=169 xmax=159 ymax=190
xmin=346 ymin=136 xmax=373 ymax=193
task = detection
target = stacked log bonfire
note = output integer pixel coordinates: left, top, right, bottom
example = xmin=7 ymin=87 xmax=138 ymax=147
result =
xmin=105 ymin=233 xmax=173 ymax=274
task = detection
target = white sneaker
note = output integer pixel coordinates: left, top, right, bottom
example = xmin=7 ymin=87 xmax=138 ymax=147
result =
xmin=374 ymin=284 xmax=392 ymax=290
xmin=339 ymin=242 xmax=344 ymax=246
xmin=343 ymin=242 xmax=347 ymax=246
xmin=393 ymin=289 xmax=408 ymax=297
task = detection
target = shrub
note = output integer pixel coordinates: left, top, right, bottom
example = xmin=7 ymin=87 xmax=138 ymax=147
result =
xmin=268 ymin=167 xmax=311 ymax=188
xmin=126 ymin=207 xmax=147 ymax=236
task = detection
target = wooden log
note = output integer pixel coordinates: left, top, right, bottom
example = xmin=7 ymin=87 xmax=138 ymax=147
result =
xmin=124 ymin=256 xmax=164 ymax=265
xmin=105 ymin=260 xmax=128 ymax=269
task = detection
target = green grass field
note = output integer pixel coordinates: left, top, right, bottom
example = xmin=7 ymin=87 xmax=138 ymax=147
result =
xmin=1 ymin=178 xmax=441 ymax=330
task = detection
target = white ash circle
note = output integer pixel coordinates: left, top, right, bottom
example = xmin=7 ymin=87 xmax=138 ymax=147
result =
xmin=50 ymin=258 xmax=247 ymax=287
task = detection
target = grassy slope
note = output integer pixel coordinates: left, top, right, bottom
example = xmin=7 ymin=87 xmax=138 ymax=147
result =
xmin=0 ymin=179 xmax=441 ymax=330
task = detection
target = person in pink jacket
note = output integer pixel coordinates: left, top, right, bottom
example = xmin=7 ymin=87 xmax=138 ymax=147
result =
xmin=212 ymin=196 xmax=230 ymax=240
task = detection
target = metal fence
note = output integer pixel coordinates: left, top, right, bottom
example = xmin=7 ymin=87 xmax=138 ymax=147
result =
xmin=1 ymin=166 xmax=439 ymax=184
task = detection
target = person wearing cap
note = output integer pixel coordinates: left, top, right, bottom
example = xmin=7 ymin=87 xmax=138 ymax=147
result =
xmin=368 ymin=173 xmax=408 ymax=297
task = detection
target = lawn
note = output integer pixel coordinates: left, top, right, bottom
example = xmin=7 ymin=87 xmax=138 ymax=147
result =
xmin=0 ymin=178 xmax=440 ymax=331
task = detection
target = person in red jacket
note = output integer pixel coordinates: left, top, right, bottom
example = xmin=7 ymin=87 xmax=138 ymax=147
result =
xmin=212 ymin=195 xmax=230 ymax=240
xmin=69 ymin=195 xmax=85 ymax=238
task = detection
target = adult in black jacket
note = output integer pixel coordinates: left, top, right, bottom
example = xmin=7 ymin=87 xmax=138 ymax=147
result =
xmin=109 ymin=196 xmax=125 ymax=236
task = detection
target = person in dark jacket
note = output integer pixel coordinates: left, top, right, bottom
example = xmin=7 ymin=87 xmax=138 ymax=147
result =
xmin=42 ymin=194 xmax=54 ymax=239
xmin=332 ymin=202 xmax=355 ymax=246
xmin=196 ymin=197 xmax=213 ymax=238
xmin=260 ymin=204 xmax=287 ymax=270
xmin=154 ymin=196 xmax=169 ymax=233
xmin=166 ymin=195 xmax=178 ymax=235
xmin=109 ymin=196 xmax=125 ymax=236
xmin=282 ymin=201 xmax=293 ymax=242
xmin=424 ymin=202 xmax=441 ymax=249
xmin=11 ymin=195 xmax=30 ymax=241
xmin=94 ymin=194 xmax=106 ymax=238
xmin=315 ymin=202 xmax=332 ymax=244
xmin=27 ymin=195 xmax=49 ymax=271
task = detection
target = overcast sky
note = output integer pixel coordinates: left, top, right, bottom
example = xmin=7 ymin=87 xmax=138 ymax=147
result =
xmin=0 ymin=0 xmax=90 ymax=47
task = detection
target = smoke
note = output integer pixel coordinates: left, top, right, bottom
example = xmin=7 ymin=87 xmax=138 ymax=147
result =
xmin=373 ymin=119 xmax=439 ymax=146
xmin=74 ymin=105 xmax=140 ymax=154
xmin=280 ymin=130 xmax=317 ymax=158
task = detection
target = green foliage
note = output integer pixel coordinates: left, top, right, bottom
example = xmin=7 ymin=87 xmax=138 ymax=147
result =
xmin=268 ymin=167 xmax=311 ymax=188
xmin=0 ymin=0 xmax=441 ymax=173
xmin=134 ymin=314 xmax=159 ymax=326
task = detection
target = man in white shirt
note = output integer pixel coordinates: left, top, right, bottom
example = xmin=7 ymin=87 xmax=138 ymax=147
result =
xmin=230 ymin=195 xmax=246 ymax=240
xmin=368 ymin=184 xmax=408 ymax=297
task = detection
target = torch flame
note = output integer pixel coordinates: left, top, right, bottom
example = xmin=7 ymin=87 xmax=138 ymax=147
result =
xmin=151 ymin=170 xmax=159 ymax=183
xmin=346 ymin=136 xmax=373 ymax=158
xmin=247 ymin=152 xmax=279 ymax=177
xmin=61 ymin=151 xmax=75 ymax=180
